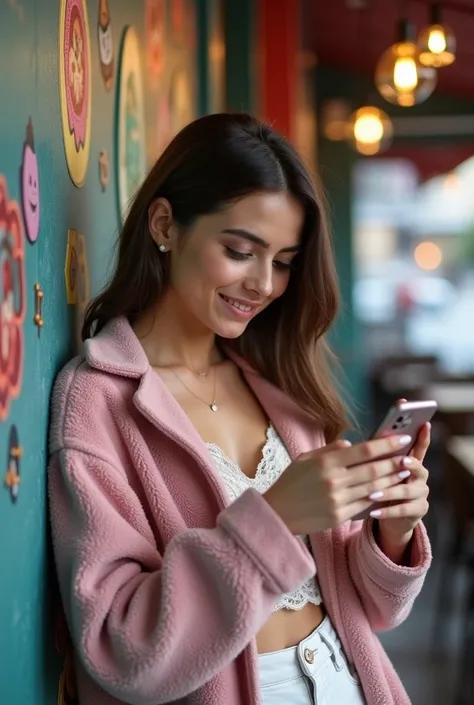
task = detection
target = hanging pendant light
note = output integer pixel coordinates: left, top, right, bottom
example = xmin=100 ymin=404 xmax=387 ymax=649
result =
xmin=375 ymin=20 xmax=437 ymax=107
xmin=418 ymin=3 xmax=456 ymax=67
xmin=347 ymin=105 xmax=393 ymax=156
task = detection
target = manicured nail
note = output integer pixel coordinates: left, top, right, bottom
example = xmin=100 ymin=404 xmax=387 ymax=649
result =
xmin=398 ymin=470 xmax=411 ymax=480
xmin=398 ymin=435 xmax=412 ymax=445
xmin=370 ymin=509 xmax=382 ymax=518
xmin=369 ymin=491 xmax=384 ymax=501
xmin=402 ymin=457 xmax=413 ymax=467
xmin=340 ymin=439 xmax=352 ymax=447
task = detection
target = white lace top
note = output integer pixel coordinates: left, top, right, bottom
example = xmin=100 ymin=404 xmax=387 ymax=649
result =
xmin=206 ymin=425 xmax=322 ymax=612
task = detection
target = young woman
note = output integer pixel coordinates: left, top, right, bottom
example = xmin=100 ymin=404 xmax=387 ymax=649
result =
xmin=49 ymin=113 xmax=431 ymax=705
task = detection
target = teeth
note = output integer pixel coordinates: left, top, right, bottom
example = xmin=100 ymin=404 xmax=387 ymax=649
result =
xmin=224 ymin=296 xmax=252 ymax=312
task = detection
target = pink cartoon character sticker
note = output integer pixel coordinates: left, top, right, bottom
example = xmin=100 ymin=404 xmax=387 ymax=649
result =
xmin=20 ymin=117 xmax=40 ymax=244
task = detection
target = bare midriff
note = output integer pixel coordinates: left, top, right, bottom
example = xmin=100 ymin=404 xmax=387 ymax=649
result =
xmin=256 ymin=601 xmax=325 ymax=653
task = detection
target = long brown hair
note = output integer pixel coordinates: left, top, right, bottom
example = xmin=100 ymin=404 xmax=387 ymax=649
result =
xmin=83 ymin=113 xmax=347 ymax=441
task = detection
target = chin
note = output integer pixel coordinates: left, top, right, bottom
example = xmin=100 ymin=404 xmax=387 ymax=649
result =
xmin=211 ymin=319 xmax=250 ymax=340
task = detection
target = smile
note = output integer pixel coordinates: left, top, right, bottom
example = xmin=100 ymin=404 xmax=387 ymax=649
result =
xmin=219 ymin=294 xmax=260 ymax=320
xmin=29 ymin=201 xmax=37 ymax=213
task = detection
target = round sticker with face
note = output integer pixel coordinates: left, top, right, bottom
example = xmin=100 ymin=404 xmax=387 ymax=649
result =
xmin=59 ymin=0 xmax=92 ymax=187
xmin=20 ymin=118 xmax=40 ymax=244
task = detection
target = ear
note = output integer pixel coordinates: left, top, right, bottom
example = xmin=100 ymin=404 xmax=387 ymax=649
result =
xmin=148 ymin=198 xmax=175 ymax=250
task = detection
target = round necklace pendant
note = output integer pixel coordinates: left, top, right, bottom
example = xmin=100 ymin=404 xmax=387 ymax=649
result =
xmin=210 ymin=403 xmax=218 ymax=412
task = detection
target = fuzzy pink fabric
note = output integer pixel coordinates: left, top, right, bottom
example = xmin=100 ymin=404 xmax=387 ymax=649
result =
xmin=48 ymin=317 xmax=431 ymax=705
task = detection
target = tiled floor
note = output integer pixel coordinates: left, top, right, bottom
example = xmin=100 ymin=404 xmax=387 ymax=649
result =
xmin=380 ymin=504 xmax=467 ymax=705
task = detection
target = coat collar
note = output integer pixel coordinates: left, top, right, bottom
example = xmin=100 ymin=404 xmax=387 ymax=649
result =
xmin=85 ymin=316 xmax=323 ymax=461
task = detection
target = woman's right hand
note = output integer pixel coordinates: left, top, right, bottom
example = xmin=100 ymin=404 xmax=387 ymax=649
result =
xmin=263 ymin=435 xmax=413 ymax=535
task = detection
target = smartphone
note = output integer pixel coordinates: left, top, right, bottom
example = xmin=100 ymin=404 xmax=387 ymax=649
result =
xmin=369 ymin=399 xmax=438 ymax=459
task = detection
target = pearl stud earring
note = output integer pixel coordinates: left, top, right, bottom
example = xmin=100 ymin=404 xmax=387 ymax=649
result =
xmin=158 ymin=244 xmax=167 ymax=252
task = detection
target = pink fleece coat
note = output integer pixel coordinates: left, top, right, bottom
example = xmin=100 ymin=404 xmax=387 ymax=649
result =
xmin=48 ymin=317 xmax=431 ymax=705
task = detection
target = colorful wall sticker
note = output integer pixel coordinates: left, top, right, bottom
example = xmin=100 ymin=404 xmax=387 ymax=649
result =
xmin=76 ymin=233 xmax=89 ymax=311
xmin=33 ymin=282 xmax=44 ymax=337
xmin=0 ymin=176 xmax=26 ymax=421
xmin=59 ymin=0 xmax=92 ymax=187
xmin=98 ymin=149 xmax=109 ymax=191
xmin=145 ymin=0 xmax=165 ymax=82
xmin=64 ymin=228 xmax=79 ymax=305
xmin=20 ymin=117 xmax=40 ymax=244
xmin=116 ymin=26 xmax=146 ymax=224
xmin=64 ymin=229 xmax=89 ymax=310
xmin=97 ymin=0 xmax=114 ymax=91
xmin=3 ymin=425 xmax=22 ymax=503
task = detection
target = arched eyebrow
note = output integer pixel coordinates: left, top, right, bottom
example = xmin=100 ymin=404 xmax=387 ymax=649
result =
xmin=220 ymin=228 xmax=300 ymax=253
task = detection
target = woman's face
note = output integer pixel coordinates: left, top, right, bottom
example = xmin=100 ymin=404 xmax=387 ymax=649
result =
xmin=166 ymin=192 xmax=303 ymax=339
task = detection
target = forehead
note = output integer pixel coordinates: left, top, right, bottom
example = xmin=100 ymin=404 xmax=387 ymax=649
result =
xmin=210 ymin=192 xmax=303 ymax=248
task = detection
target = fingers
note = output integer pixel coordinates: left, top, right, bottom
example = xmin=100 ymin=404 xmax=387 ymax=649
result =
xmin=368 ymin=478 xmax=428 ymax=505
xmin=323 ymin=434 xmax=413 ymax=470
xmin=340 ymin=466 xmax=411 ymax=505
xmin=409 ymin=422 xmax=431 ymax=462
xmin=340 ymin=456 xmax=404 ymax=488
xmin=369 ymin=497 xmax=429 ymax=520
xmin=326 ymin=457 xmax=428 ymax=517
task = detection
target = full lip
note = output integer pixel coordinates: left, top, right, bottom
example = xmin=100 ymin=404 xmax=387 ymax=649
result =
xmin=218 ymin=293 xmax=263 ymax=320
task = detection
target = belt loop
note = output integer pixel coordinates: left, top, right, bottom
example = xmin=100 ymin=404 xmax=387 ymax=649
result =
xmin=319 ymin=631 xmax=344 ymax=672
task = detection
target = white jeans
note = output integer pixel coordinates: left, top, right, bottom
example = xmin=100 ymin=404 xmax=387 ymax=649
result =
xmin=259 ymin=614 xmax=366 ymax=705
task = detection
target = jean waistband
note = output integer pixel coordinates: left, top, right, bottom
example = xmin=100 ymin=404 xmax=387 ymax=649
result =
xmin=258 ymin=615 xmax=347 ymax=686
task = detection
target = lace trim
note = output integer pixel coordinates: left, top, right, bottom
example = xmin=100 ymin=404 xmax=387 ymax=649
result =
xmin=206 ymin=425 xmax=322 ymax=611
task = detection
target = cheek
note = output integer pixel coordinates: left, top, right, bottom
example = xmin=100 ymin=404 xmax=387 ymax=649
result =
xmin=271 ymin=271 xmax=292 ymax=299
xmin=175 ymin=249 xmax=239 ymax=292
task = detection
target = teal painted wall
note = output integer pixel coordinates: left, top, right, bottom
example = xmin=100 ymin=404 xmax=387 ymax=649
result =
xmin=0 ymin=1 xmax=200 ymax=702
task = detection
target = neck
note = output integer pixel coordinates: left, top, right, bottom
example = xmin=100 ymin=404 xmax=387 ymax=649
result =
xmin=133 ymin=288 xmax=221 ymax=372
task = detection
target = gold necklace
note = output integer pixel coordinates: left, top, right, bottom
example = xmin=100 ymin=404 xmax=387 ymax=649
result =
xmin=171 ymin=366 xmax=218 ymax=412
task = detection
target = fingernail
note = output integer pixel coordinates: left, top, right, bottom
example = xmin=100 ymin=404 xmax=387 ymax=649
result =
xmin=369 ymin=491 xmax=384 ymax=501
xmin=402 ymin=457 xmax=413 ymax=467
xmin=398 ymin=470 xmax=411 ymax=480
xmin=370 ymin=509 xmax=382 ymax=518
xmin=340 ymin=439 xmax=352 ymax=447
xmin=398 ymin=435 xmax=412 ymax=445
xmin=427 ymin=422 xmax=432 ymax=431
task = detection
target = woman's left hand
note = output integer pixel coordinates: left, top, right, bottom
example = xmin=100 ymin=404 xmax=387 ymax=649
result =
xmin=374 ymin=421 xmax=430 ymax=542
xmin=366 ymin=400 xmax=431 ymax=562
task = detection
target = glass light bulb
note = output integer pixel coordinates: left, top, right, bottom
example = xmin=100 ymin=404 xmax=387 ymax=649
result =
xmin=347 ymin=106 xmax=393 ymax=156
xmin=428 ymin=28 xmax=447 ymax=54
xmin=375 ymin=40 xmax=437 ymax=106
xmin=354 ymin=114 xmax=384 ymax=144
xmin=393 ymin=57 xmax=418 ymax=91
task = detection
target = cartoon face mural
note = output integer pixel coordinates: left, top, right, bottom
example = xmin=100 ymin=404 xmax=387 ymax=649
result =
xmin=0 ymin=176 xmax=26 ymax=420
xmin=3 ymin=425 xmax=22 ymax=503
xmin=20 ymin=117 xmax=40 ymax=244
xmin=59 ymin=0 xmax=92 ymax=187
xmin=97 ymin=0 xmax=114 ymax=91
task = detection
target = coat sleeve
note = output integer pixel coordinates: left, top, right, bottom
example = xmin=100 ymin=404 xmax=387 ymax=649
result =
xmin=49 ymin=448 xmax=315 ymax=705
xmin=346 ymin=517 xmax=432 ymax=631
